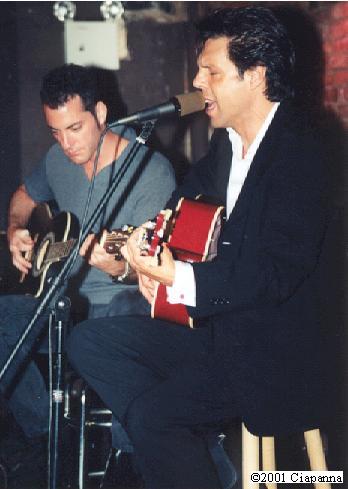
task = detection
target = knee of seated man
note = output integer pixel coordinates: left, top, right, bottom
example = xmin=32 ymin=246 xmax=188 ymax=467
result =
xmin=66 ymin=319 xmax=92 ymax=370
xmin=126 ymin=394 xmax=170 ymax=443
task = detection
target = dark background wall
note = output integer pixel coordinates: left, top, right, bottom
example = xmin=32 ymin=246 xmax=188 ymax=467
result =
xmin=0 ymin=3 xmax=20 ymax=231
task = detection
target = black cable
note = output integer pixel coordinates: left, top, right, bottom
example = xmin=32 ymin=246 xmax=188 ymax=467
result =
xmin=61 ymin=125 xmax=108 ymax=280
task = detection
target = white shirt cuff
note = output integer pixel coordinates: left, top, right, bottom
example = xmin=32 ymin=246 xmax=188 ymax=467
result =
xmin=166 ymin=261 xmax=196 ymax=307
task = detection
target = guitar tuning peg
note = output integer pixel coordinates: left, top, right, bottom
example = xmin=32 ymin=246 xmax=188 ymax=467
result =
xmin=143 ymin=221 xmax=156 ymax=230
xmin=121 ymin=224 xmax=134 ymax=233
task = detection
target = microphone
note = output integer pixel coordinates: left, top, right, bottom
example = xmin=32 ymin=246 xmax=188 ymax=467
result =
xmin=109 ymin=92 xmax=205 ymax=126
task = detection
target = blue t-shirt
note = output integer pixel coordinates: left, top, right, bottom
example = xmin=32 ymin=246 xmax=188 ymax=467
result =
xmin=24 ymin=127 xmax=176 ymax=307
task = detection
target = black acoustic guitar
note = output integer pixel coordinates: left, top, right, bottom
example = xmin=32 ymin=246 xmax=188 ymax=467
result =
xmin=16 ymin=203 xmax=133 ymax=297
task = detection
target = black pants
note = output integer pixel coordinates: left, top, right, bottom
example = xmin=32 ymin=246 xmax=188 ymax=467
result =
xmin=0 ymin=289 xmax=149 ymax=440
xmin=67 ymin=315 xmax=237 ymax=489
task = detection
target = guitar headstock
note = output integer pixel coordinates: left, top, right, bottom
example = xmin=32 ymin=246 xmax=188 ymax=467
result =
xmin=144 ymin=209 xmax=173 ymax=257
xmin=101 ymin=225 xmax=135 ymax=259
xmin=100 ymin=211 xmax=174 ymax=261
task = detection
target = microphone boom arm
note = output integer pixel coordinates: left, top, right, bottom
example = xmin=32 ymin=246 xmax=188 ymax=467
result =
xmin=108 ymin=91 xmax=205 ymax=128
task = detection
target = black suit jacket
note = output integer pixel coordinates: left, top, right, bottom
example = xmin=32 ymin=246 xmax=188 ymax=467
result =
xmin=168 ymin=101 xmax=332 ymax=435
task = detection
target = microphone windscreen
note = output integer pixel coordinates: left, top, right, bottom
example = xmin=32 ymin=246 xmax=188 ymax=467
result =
xmin=175 ymin=92 xmax=205 ymax=117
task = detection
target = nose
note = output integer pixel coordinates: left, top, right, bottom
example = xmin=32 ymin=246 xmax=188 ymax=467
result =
xmin=59 ymin=131 xmax=72 ymax=151
xmin=193 ymin=69 xmax=206 ymax=91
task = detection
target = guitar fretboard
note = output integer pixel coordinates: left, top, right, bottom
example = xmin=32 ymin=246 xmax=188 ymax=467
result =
xmin=46 ymin=238 xmax=76 ymax=262
xmin=42 ymin=232 xmax=130 ymax=265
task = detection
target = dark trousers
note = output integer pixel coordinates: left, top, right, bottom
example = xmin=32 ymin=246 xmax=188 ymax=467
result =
xmin=0 ymin=294 xmax=51 ymax=438
xmin=0 ymin=291 xmax=150 ymax=440
xmin=67 ymin=315 xmax=237 ymax=489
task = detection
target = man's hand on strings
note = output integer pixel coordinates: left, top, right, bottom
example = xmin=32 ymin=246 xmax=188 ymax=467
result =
xmin=121 ymin=225 xmax=175 ymax=288
xmin=80 ymin=233 xmax=125 ymax=276
xmin=8 ymin=228 xmax=34 ymax=274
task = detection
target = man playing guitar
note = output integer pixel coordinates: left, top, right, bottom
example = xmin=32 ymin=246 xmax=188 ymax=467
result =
xmin=68 ymin=7 xmax=332 ymax=489
xmin=0 ymin=64 xmax=175 ymax=488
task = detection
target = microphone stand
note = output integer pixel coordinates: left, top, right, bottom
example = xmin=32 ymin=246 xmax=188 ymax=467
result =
xmin=0 ymin=120 xmax=156 ymax=489
xmin=48 ymin=295 xmax=71 ymax=489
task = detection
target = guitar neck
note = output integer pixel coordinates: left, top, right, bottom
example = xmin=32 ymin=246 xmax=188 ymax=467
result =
xmin=102 ymin=228 xmax=133 ymax=255
xmin=45 ymin=229 xmax=132 ymax=264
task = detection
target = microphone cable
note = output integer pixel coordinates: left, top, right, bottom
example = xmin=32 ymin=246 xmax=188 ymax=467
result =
xmin=59 ymin=125 xmax=109 ymax=282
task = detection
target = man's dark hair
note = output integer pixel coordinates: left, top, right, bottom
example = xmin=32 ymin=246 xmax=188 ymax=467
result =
xmin=40 ymin=64 xmax=102 ymax=114
xmin=196 ymin=6 xmax=295 ymax=101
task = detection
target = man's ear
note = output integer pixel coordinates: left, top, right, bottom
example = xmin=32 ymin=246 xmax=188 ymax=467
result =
xmin=95 ymin=101 xmax=107 ymax=126
xmin=246 ymin=65 xmax=266 ymax=91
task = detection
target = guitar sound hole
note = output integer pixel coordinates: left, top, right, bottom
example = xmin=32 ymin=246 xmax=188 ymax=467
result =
xmin=32 ymin=233 xmax=54 ymax=277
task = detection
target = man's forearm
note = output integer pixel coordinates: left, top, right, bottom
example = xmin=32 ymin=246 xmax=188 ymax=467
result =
xmin=7 ymin=185 xmax=36 ymax=239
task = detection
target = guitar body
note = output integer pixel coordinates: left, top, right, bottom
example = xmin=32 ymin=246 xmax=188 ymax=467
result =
xmin=15 ymin=204 xmax=133 ymax=297
xmin=150 ymin=198 xmax=224 ymax=327
xmin=18 ymin=204 xmax=79 ymax=297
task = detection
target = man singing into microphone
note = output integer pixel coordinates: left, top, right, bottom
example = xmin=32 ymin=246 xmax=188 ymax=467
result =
xmin=0 ymin=63 xmax=175 ymax=487
xmin=69 ymin=6 xmax=332 ymax=489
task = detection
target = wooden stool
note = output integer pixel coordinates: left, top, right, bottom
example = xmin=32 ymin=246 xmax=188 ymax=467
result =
xmin=242 ymin=424 xmax=330 ymax=489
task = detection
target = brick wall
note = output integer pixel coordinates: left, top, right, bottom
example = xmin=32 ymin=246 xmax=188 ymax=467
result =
xmin=314 ymin=2 xmax=348 ymax=127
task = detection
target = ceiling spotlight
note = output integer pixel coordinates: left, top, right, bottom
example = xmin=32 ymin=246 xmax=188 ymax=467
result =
xmin=100 ymin=0 xmax=124 ymax=20
xmin=53 ymin=1 xmax=76 ymax=22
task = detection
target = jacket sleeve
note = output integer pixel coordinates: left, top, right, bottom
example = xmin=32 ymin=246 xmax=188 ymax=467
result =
xmin=187 ymin=133 xmax=332 ymax=319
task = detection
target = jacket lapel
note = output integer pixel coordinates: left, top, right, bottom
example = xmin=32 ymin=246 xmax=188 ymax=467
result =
xmin=226 ymin=102 xmax=290 ymax=223
xmin=211 ymin=130 xmax=233 ymax=206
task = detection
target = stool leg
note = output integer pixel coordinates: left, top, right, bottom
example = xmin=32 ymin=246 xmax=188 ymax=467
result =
xmin=304 ymin=429 xmax=331 ymax=489
xmin=262 ymin=437 xmax=277 ymax=489
xmin=242 ymin=423 xmax=260 ymax=489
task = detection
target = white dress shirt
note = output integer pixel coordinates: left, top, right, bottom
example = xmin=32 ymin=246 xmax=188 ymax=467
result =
xmin=167 ymin=103 xmax=280 ymax=307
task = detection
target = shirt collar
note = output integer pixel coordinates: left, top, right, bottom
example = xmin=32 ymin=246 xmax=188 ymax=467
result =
xmin=227 ymin=102 xmax=280 ymax=161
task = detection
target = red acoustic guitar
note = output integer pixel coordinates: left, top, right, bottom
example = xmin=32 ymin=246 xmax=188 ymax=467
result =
xmin=147 ymin=197 xmax=224 ymax=328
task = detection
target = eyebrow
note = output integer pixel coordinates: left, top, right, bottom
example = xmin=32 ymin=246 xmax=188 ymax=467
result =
xmin=199 ymin=62 xmax=219 ymax=70
xmin=197 ymin=54 xmax=218 ymax=69
xmin=48 ymin=121 xmax=82 ymax=131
